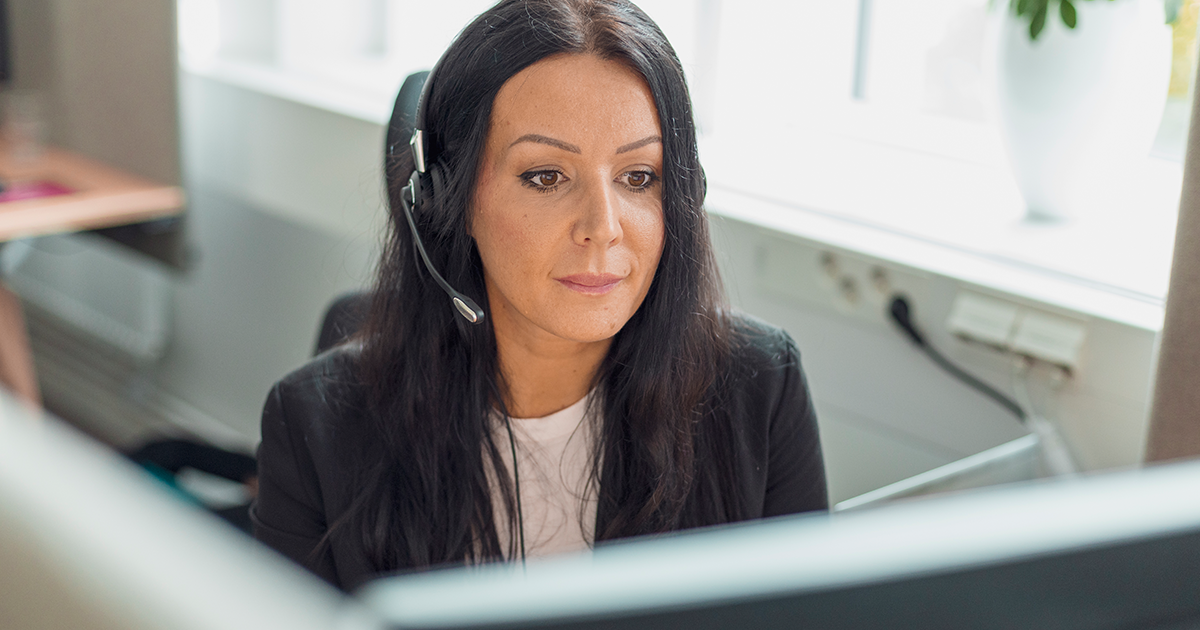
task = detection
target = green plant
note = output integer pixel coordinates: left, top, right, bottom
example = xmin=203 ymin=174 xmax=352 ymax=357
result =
xmin=1007 ymin=0 xmax=1183 ymax=40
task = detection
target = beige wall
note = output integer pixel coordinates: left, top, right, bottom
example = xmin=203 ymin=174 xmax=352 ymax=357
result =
xmin=9 ymin=0 xmax=180 ymax=186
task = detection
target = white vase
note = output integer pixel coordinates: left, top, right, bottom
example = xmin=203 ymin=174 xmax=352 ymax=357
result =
xmin=993 ymin=0 xmax=1172 ymax=221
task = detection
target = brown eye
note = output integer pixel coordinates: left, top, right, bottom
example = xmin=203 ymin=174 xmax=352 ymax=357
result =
xmin=520 ymin=168 xmax=566 ymax=190
xmin=623 ymin=170 xmax=656 ymax=190
xmin=521 ymin=170 xmax=566 ymax=192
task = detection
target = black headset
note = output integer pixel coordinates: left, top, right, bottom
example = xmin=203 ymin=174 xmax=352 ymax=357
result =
xmin=386 ymin=71 xmax=486 ymax=326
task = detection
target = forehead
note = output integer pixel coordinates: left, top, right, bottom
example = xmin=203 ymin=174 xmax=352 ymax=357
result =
xmin=488 ymin=53 xmax=661 ymax=151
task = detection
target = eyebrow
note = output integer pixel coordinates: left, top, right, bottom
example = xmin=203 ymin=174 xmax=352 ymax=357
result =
xmin=615 ymin=135 xmax=662 ymax=154
xmin=507 ymin=134 xmax=663 ymax=155
xmin=509 ymin=134 xmax=581 ymax=153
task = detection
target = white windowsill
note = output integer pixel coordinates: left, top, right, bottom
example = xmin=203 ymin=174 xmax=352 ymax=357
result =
xmin=700 ymin=130 xmax=1178 ymax=332
xmin=183 ymin=55 xmax=1180 ymax=331
xmin=704 ymin=184 xmax=1168 ymax=332
xmin=181 ymin=55 xmax=403 ymax=125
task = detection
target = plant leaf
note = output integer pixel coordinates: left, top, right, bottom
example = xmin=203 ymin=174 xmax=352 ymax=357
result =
xmin=1017 ymin=0 xmax=1032 ymax=16
xmin=1060 ymin=0 xmax=1077 ymax=28
xmin=1030 ymin=1 xmax=1048 ymax=39
xmin=1060 ymin=0 xmax=1080 ymax=27
xmin=1165 ymin=0 xmax=1183 ymax=23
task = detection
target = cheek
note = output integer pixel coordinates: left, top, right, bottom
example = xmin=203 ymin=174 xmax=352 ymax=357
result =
xmin=630 ymin=202 xmax=666 ymax=273
xmin=472 ymin=170 xmax=517 ymax=261
xmin=472 ymin=190 xmax=557 ymax=290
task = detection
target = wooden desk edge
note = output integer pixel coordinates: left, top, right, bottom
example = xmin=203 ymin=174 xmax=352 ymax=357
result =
xmin=0 ymin=144 xmax=185 ymax=241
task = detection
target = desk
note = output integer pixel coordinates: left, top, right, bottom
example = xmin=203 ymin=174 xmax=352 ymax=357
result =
xmin=0 ymin=144 xmax=184 ymax=240
xmin=0 ymin=143 xmax=185 ymax=407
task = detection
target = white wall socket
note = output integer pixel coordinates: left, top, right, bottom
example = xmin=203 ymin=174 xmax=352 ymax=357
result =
xmin=946 ymin=292 xmax=1020 ymax=349
xmin=946 ymin=290 xmax=1087 ymax=372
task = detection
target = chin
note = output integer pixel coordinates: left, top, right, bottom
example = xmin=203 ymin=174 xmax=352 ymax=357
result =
xmin=544 ymin=309 xmax=634 ymax=343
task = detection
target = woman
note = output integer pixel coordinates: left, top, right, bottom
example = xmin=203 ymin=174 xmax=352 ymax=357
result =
xmin=252 ymin=0 xmax=826 ymax=591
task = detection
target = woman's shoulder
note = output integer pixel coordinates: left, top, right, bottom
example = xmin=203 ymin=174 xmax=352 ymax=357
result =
xmin=724 ymin=312 xmax=800 ymax=374
xmin=720 ymin=314 xmax=826 ymax=517
xmin=267 ymin=343 xmax=367 ymax=431
xmin=277 ymin=343 xmax=362 ymax=388
xmin=716 ymin=312 xmax=809 ymax=420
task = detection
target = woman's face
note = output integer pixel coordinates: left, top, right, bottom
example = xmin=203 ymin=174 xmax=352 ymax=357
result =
xmin=473 ymin=54 xmax=665 ymax=345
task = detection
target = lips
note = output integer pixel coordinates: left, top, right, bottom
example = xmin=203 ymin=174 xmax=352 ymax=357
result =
xmin=556 ymin=273 xmax=624 ymax=295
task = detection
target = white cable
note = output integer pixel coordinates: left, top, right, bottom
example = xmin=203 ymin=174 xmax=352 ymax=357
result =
xmin=1011 ymin=357 xmax=1078 ymax=477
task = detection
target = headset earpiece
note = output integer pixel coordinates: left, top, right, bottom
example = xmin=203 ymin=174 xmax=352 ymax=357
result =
xmin=404 ymin=170 xmax=423 ymax=210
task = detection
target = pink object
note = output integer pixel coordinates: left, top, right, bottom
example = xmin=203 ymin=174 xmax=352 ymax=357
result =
xmin=0 ymin=180 xmax=75 ymax=204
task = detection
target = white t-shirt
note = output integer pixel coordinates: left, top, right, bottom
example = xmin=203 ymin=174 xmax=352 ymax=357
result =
xmin=490 ymin=392 xmax=597 ymax=560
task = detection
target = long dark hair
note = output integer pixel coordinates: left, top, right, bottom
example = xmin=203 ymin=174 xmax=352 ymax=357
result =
xmin=349 ymin=0 xmax=739 ymax=571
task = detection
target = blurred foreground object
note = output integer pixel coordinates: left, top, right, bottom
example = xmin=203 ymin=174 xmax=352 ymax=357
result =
xmin=364 ymin=458 xmax=1200 ymax=629
xmin=0 ymin=391 xmax=379 ymax=630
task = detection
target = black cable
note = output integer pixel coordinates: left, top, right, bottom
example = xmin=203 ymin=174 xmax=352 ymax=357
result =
xmin=888 ymin=295 xmax=1027 ymax=423
xmin=486 ymin=376 xmax=527 ymax=566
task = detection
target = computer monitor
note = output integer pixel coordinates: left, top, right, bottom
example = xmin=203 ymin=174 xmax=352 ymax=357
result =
xmin=0 ymin=393 xmax=375 ymax=630
xmin=359 ymin=459 xmax=1200 ymax=629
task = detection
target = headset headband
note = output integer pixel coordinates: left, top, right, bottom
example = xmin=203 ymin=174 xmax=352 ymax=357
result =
xmin=409 ymin=55 xmax=444 ymax=174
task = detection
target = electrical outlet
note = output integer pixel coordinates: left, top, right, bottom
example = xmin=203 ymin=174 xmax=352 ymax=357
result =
xmin=754 ymin=234 xmax=930 ymax=326
xmin=947 ymin=291 xmax=1020 ymax=349
xmin=944 ymin=289 xmax=1087 ymax=373
xmin=1011 ymin=310 xmax=1087 ymax=371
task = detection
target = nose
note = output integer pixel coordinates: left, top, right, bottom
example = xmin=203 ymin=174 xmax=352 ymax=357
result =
xmin=572 ymin=176 xmax=622 ymax=247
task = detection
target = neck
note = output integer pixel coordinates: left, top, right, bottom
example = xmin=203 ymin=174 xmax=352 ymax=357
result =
xmin=491 ymin=307 xmax=611 ymax=420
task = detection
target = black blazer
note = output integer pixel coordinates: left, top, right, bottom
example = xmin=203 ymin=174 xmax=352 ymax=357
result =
xmin=251 ymin=316 xmax=827 ymax=591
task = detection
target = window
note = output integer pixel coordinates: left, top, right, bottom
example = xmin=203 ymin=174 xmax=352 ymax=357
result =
xmin=179 ymin=0 xmax=1200 ymax=162
xmin=177 ymin=0 xmax=1200 ymax=303
xmin=693 ymin=0 xmax=1198 ymax=303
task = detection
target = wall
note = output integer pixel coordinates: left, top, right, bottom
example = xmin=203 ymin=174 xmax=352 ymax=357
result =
xmin=150 ymin=73 xmax=383 ymax=441
xmin=708 ymin=214 xmax=1160 ymax=502
xmin=8 ymin=0 xmax=180 ymax=184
